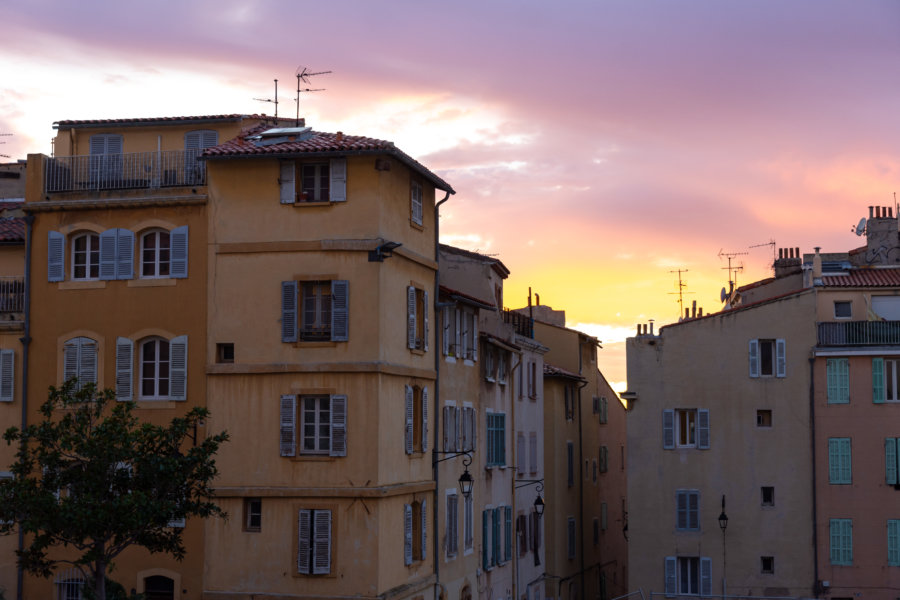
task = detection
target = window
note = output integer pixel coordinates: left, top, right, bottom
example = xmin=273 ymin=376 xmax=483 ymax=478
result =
xmin=464 ymin=493 xmax=474 ymax=551
xmin=405 ymin=499 xmax=427 ymax=564
xmin=830 ymin=518 xmax=852 ymax=565
xmin=446 ymin=492 xmax=458 ymax=558
xmin=749 ymin=338 xmax=786 ymax=378
xmin=114 ymin=336 xmax=186 ymax=403
xmin=834 ymin=301 xmax=852 ymax=319
xmin=888 ymin=520 xmax=900 ymax=566
xmin=54 ymin=568 xmax=86 ymax=600
xmin=141 ymin=230 xmax=170 ymax=277
xmin=483 ymin=508 xmax=494 ymax=569
xmin=517 ymin=433 xmax=526 ymax=475
xmin=567 ymin=517 xmax=576 ymax=559
xmin=756 ymin=409 xmax=772 ymax=427
xmin=567 ymin=441 xmax=574 ymax=487
xmin=444 ymin=404 xmax=460 ymax=451
xmin=244 ymin=498 xmax=261 ymax=532
xmin=676 ymin=490 xmax=700 ymax=531
xmin=484 ymin=347 xmax=495 ymax=381
xmin=600 ymin=396 xmax=608 ymax=424
xmin=407 ymin=286 xmax=429 ymax=351
xmin=216 ymin=343 xmax=234 ymax=364
xmin=487 ymin=412 xmax=506 ymax=466
xmin=564 ymin=384 xmax=576 ymax=420
xmin=78 ymin=229 xmax=136 ymax=281
xmin=873 ymin=358 xmax=900 ymax=403
xmin=281 ymin=280 xmax=349 ymax=343
xmin=662 ymin=409 xmax=710 ymax=449
xmin=827 ymin=358 xmax=850 ymax=404
xmin=298 ymin=509 xmax=332 ymax=574
xmin=828 ymin=437 xmax=852 ymax=484
xmin=593 ymin=396 xmax=600 ymax=414
xmin=761 ymin=486 xmax=774 ymax=506
xmin=71 ymin=233 xmax=100 ymax=280
xmin=885 ymin=438 xmax=900 ymax=485
xmin=63 ymin=337 xmax=96 ymax=390
xmin=664 ymin=557 xmax=712 ymax=597
xmin=410 ymin=179 xmax=423 ymax=226
xmin=279 ymin=158 xmax=346 ymax=204
xmin=760 ymin=556 xmax=774 ymax=574
xmin=279 ymin=394 xmax=347 ymax=458
xmin=140 ymin=338 xmax=171 ymax=399
xmin=482 ymin=507 xmax=509 ymax=568
xmin=405 ymin=385 xmax=428 ymax=454
xmin=497 ymin=351 xmax=507 ymax=384
xmin=599 ymin=446 xmax=609 ymax=473
xmin=442 ymin=305 xmax=476 ymax=360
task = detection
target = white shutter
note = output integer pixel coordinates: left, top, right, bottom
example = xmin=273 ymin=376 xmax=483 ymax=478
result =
xmin=48 ymin=231 xmax=65 ymax=282
xmin=700 ymin=557 xmax=712 ymax=596
xmin=330 ymin=158 xmax=347 ymax=202
xmin=330 ymin=394 xmax=347 ymax=457
xmin=453 ymin=406 xmax=461 ymax=452
xmin=664 ymin=557 xmax=677 ymax=597
xmin=313 ymin=510 xmax=332 ymax=574
xmin=443 ymin=406 xmax=452 ymax=451
xmin=280 ymin=395 xmax=297 ymax=457
xmin=331 ymin=280 xmax=349 ymax=342
xmin=63 ymin=340 xmax=79 ymax=384
xmin=662 ymin=409 xmax=675 ymax=449
xmin=405 ymin=385 xmax=414 ymax=454
xmin=0 ymin=350 xmax=14 ymax=402
xmin=776 ymin=338 xmax=786 ymax=377
xmin=99 ymin=229 xmax=118 ymax=280
xmin=749 ymin=339 xmax=760 ymax=378
xmin=115 ymin=337 xmax=133 ymax=401
xmin=404 ymin=503 xmax=413 ymax=565
xmin=169 ymin=335 xmax=188 ymax=401
xmin=78 ymin=339 xmax=97 ymax=387
xmin=280 ymin=161 xmax=296 ymax=204
xmin=169 ymin=226 xmax=188 ymax=279
xmin=698 ymin=409 xmax=710 ymax=449
xmin=298 ymin=509 xmax=311 ymax=573
xmin=282 ymin=281 xmax=298 ymax=343
xmin=423 ymin=290 xmax=429 ymax=352
xmin=407 ymin=286 xmax=417 ymax=349
xmin=422 ymin=386 xmax=428 ymax=451
xmin=116 ymin=229 xmax=134 ymax=280
xmin=471 ymin=315 xmax=479 ymax=361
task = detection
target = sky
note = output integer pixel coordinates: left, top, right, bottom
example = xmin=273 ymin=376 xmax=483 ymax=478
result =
xmin=3 ymin=0 xmax=900 ymax=392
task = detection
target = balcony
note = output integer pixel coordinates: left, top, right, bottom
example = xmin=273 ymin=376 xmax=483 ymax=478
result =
xmin=502 ymin=309 xmax=534 ymax=339
xmin=0 ymin=277 xmax=24 ymax=315
xmin=818 ymin=321 xmax=900 ymax=346
xmin=45 ymin=150 xmax=206 ymax=193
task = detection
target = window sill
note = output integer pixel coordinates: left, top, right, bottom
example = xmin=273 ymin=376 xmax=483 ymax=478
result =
xmin=292 ymin=200 xmax=332 ymax=207
xmin=132 ymin=400 xmax=180 ymax=410
xmin=409 ymin=348 xmax=426 ymax=356
xmin=409 ymin=219 xmax=424 ymax=231
xmin=291 ymin=455 xmax=339 ymax=462
xmin=293 ymin=341 xmax=337 ymax=348
xmin=444 ymin=355 xmax=457 ymax=364
xmin=128 ymin=278 xmax=177 ymax=288
xmin=463 ymin=359 xmax=475 ymax=367
xmin=58 ymin=280 xmax=107 ymax=290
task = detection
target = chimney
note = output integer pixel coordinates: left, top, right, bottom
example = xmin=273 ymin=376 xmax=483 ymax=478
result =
xmin=336 ymin=131 xmax=343 ymax=142
xmin=649 ymin=321 xmax=654 ymax=335
xmin=774 ymin=246 xmax=803 ymax=278
xmin=691 ymin=300 xmax=697 ymax=318
xmin=812 ymin=247 xmax=823 ymax=285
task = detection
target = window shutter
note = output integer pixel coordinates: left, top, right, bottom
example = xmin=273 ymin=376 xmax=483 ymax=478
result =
xmin=453 ymin=406 xmax=461 ymax=452
xmin=664 ymin=557 xmax=676 ymax=597
xmin=422 ymin=386 xmax=428 ymax=451
xmin=280 ymin=395 xmax=297 ymax=457
xmin=843 ymin=520 xmax=853 ymax=564
xmin=493 ymin=507 xmax=500 ymax=565
xmin=841 ymin=438 xmax=851 ymax=483
xmin=281 ymin=281 xmax=298 ymax=343
xmin=698 ymin=409 xmax=710 ymax=449
xmin=47 ymin=231 xmax=65 ymax=282
xmin=873 ymin=358 xmax=886 ymax=403
xmin=775 ymin=339 xmax=786 ymax=377
xmin=517 ymin=434 xmax=526 ymax=475
xmin=700 ymin=557 xmax=712 ymax=597
xmin=169 ymin=226 xmax=189 ymax=279
xmin=405 ymin=385 xmax=414 ymax=454
xmin=420 ymin=499 xmax=427 ymax=560
xmin=78 ymin=339 xmax=97 ymax=387
xmin=169 ymin=335 xmax=188 ymax=401
xmin=330 ymin=394 xmax=347 ymax=457
xmin=749 ymin=339 xmax=759 ymax=378
xmin=472 ymin=316 xmax=479 ymax=361
xmin=330 ymin=158 xmax=347 ymax=202
xmin=280 ymin=161 xmax=296 ymax=204
xmin=201 ymin=130 xmax=218 ymax=148
xmin=115 ymin=337 xmax=133 ymax=401
xmin=407 ymin=286 xmax=417 ymax=349
xmin=828 ymin=438 xmax=840 ymax=483
xmin=676 ymin=491 xmax=687 ymax=529
xmin=662 ymin=409 xmax=675 ymax=449
xmin=313 ymin=510 xmax=331 ymax=574
xmin=423 ymin=290 xmax=429 ymax=352
xmin=331 ymin=280 xmax=349 ymax=342
xmin=505 ymin=506 xmax=512 ymax=562
xmin=889 ymin=520 xmax=900 ymax=566
xmin=483 ymin=510 xmax=489 ymax=570
xmin=601 ymin=397 xmax=608 ymax=423
xmin=63 ymin=340 xmax=79 ymax=384
xmin=689 ymin=491 xmax=699 ymax=529
xmin=114 ymin=229 xmax=134 ymax=280
xmin=443 ymin=405 xmax=452 ymax=451
xmin=404 ymin=503 xmax=413 ymax=565
xmin=298 ymin=509 xmax=311 ymax=574
xmin=442 ymin=306 xmax=450 ymax=355
xmin=0 ymin=350 xmax=12 ymax=402
xmin=887 ymin=438 xmax=898 ymax=485
xmin=99 ymin=229 xmax=118 ymax=280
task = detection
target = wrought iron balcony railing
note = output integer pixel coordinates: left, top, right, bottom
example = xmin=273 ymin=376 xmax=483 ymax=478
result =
xmin=503 ymin=309 xmax=534 ymax=339
xmin=0 ymin=277 xmax=24 ymax=313
xmin=818 ymin=320 xmax=900 ymax=346
xmin=45 ymin=150 xmax=206 ymax=193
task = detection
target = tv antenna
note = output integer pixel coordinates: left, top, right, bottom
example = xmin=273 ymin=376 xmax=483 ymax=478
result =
xmin=0 ymin=133 xmax=10 ymax=159
xmin=750 ymin=238 xmax=777 ymax=269
xmin=718 ymin=249 xmax=747 ymax=292
xmin=253 ymin=79 xmax=280 ymax=119
xmin=668 ymin=269 xmax=694 ymax=317
xmin=294 ymin=66 xmax=331 ymax=127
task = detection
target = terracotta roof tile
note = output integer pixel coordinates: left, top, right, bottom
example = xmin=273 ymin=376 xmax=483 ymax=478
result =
xmin=439 ymin=285 xmax=495 ymax=309
xmin=54 ymin=114 xmax=266 ymax=128
xmin=543 ymin=362 xmax=584 ymax=380
xmin=822 ymin=269 xmax=900 ymax=287
xmin=0 ymin=217 xmax=25 ymax=242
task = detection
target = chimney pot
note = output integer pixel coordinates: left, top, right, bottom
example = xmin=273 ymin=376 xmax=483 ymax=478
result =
xmin=698 ymin=307 xmax=704 ymax=317
xmin=878 ymin=206 xmax=883 ymax=218
xmin=795 ymin=247 xmax=800 ymax=258
xmin=692 ymin=300 xmax=697 ymax=318
xmin=870 ymin=206 xmax=875 ymax=219
xmin=685 ymin=308 xmax=690 ymax=319
xmin=779 ymin=248 xmax=784 ymax=259
xmin=649 ymin=321 xmax=654 ymax=335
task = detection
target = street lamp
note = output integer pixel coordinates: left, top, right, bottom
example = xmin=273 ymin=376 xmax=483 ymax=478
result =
xmin=433 ymin=450 xmax=475 ymax=500
xmin=534 ymin=493 xmax=545 ymax=517
xmin=719 ymin=494 xmax=728 ymax=598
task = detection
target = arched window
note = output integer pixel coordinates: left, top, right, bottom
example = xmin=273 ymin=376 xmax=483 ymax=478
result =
xmin=140 ymin=338 xmax=170 ymax=399
xmin=63 ymin=336 xmax=98 ymax=389
xmin=71 ymin=233 xmax=100 ymax=280
xmin=143 ymin=575 xmax=175 ymax=600
xmin=141 ymin=230 xmax=171 ymax=278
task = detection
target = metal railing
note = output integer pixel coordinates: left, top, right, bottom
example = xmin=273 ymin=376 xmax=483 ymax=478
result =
xmin=503 ymin=309 xmax=534 ymax=338
xmin=818 ymin=320 xmax=900 ymax=346
xmin=45 ymin=150 xmax=206 ymax=193
xmin=0 ymin=277 xmax=24 ymax=313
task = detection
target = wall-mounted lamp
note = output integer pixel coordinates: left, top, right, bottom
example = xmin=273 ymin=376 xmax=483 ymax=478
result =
xmin=434 ymin=450 xmax=474 ymax=500
xmin=534 ymin=494 xmax=545 ymax=517
xmin=368 ymin=240 xmax=402 ymax=262
xmin=718 ymin=494 xmax=728 ymax=532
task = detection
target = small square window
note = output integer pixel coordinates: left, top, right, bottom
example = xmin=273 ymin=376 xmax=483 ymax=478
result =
xmin=244 ymin=497 xmax=261 ymax=532
xmin=761 ymin=556 xmax=774 ymax=574
xmin=216 ymin=343 xmax=234 ymax=364
xmin=757 ymin=410 xmax=772 ymax=427
xmin=761 ymin=486 xmax=774 ymax=506
xmin=834 ymin=301 xmax=852 ymax=319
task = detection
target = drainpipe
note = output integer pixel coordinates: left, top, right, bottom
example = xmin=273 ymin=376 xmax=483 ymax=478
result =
xmin=16 ymin=213 xmax=34 ymax=600
xmin=809 ymin=355 xmax=819 ymax=597
xmin=510 ymin=352 xmax=522 ymax=600
xmin=433 ymin=189 xmax=452 ymax=599
xmin=577 ymin=375 xmax=588 ymax=600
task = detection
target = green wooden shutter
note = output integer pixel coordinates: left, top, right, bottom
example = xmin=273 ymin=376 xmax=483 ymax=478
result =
xmin=889 ymin=520 xmax=900 ymax=566
xmin=840 ymin=438 xmax=852 ymax=484
xmin=827 ymin=358 xmax=850 ymax=404
xmin=874 ymin=358 xmax=886 ymax=403
xmin=887 ymin=438 xmax=897 ymax=485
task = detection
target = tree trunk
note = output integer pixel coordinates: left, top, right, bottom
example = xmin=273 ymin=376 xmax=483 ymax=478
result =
xmin=93 ymin=559 xmax=106 ymax=600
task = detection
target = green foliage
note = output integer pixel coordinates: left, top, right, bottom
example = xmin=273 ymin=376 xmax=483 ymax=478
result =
xmin=0 ymin=379 xmax=227 ymax=599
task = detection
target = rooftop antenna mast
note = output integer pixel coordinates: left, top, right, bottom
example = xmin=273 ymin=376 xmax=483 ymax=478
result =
xmin=750 ymin=239 xmax=777 ymax=270
xmin=294 ymin=66 xmax=332 ymax=127
xmin=668 ymin=268 xmax=694 ymax=317
xmin=253 ymin=79 xmax=280 ymax=120
xmin=0 ymin=133 xmax=11 ymax=159
xmin=718 ymin=249 xmax=748 ymax=293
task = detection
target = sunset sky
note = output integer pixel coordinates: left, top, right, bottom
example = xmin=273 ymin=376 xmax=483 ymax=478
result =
xmin=3 ymin=1 xmax=900 ymax=391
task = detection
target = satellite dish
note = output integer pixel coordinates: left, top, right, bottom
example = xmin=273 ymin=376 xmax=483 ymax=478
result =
xmin=855 ymin=217 xmax=867 ymax=236
xmin=720 ymin=287 xmax=728 ymax=303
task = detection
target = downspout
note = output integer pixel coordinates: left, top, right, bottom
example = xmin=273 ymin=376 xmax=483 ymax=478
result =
xmin=577 ymin=376 xmax=588 ymax=600
xmin=17 ymin=213 xmax=34 ymax=600
xmin=433 ymin=189 xmax=452 ymax=599
xmin=510 ymin=353 xmax=523 ymax=600
xmin=809 ymin=355 xmax=819 ymax=597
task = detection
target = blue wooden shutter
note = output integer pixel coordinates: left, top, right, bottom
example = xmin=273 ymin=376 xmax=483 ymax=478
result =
xmin=405 ymin=385 xmax=414 ymax=454
xmin=313 ymin=509 xmax=332 ymax=574
xmin=404 ymin=504 xmax=413 ymax=565
xmin=331 ymin=280 xmax=349 ymax=342
xmin=330 ymin=158 xmax=347 ymax=202
xmin=775 ymin=338 xmax=786 ymax=377
xmin=63 ymin=339 xmax=79 ymax=384
xmin=407 ymin=286 xmax=417 ymax=349
xmin=828 ymin=438 xmax=841 ymax=483
xmin=47 ymin=231 xmax=65 ymax=282
xmin=298 ymin=509 xmax=311 ymax=573
xmin=115 ymin=337 xmax=133 ymax=401
xmin=749 ymin=339 xmax=759 ymax=377
xmin=0 ymin=350 xmax=13 ymax=402
xmin=874 ymin=358 xmax=886 ymax=403
xmin=676 ymin=491 xmax=687 ymax=529
xmin=422 ymin=387 xmax=428 ymax=452
xmin=115 ymin=229 xmax=134 ymax=280
xmin=99 ymin=229 xmax=118 ymax=280
xmin=492 ymin=507 xmax=500 ymax=565
xmin=280 ymin=395 xmax=297 ymax=457
xmin=840 ymin=438 xmax=851 ymax=483
xmin=689 ymin=492 xmax=699 ymax=530
xmin=664 ymin=556 xmax=676 ymax=597
xmin=169 ymin=335 xmax=188 ymax=401
xmin=78 ymin=338 xmax=97 ymax=387
xmin=169 ymin=226 xmax=188 ymax=279
xmin=330 ymin=394 xmax=347 ymax=457
xmin=662 ymin=409 xmax=675 ymax=449
xmin=698 ymin=409 xmax=710 ymax=449
xmin=700 ymin=557 xmax=712 ymax=596
xmin=280 ymin=161 xmax=296 ymax=204
xmin=887 ymin=438 xmax=898 ymax=485
xmin=420 ymin=499 xmax=427 ymax=560
xmin=281 ymin=281 xmax=298 ymax=343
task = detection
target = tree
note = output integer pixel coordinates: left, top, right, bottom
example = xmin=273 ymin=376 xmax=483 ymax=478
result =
xmin=0 ymin=380 xmax=228 ymax=600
